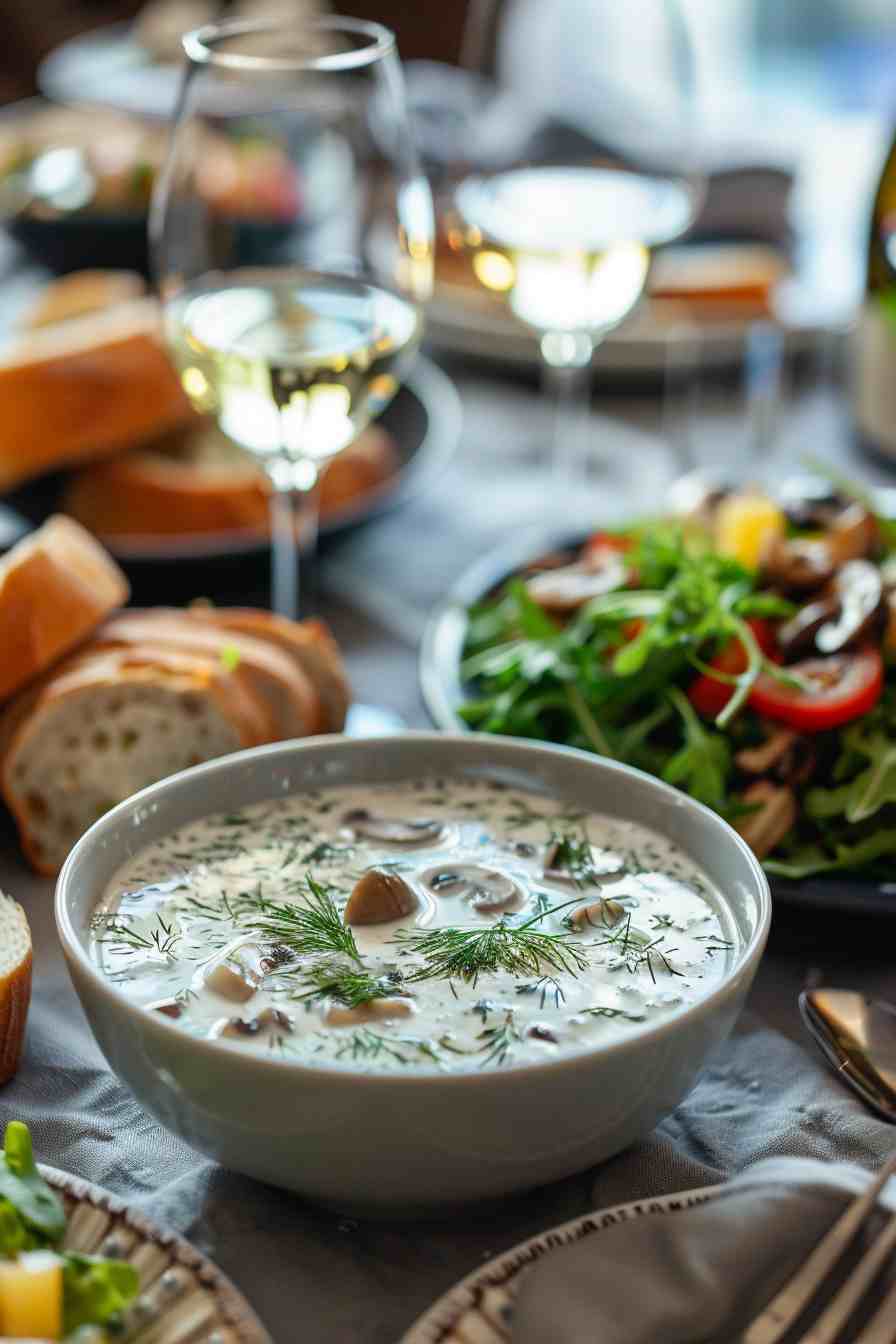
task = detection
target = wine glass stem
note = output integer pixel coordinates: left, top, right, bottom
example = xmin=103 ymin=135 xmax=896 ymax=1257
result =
xmin=266 ymin=458 xmax=320 ymax=621
xmin=540 ymin=330 xmax=595 ymax=505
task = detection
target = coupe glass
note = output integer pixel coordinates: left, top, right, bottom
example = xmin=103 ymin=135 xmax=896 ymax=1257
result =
xmin=445 ymin=0 xmax=704 ymax=517
xmin=151 ymin=16 xmax=433 ymax=621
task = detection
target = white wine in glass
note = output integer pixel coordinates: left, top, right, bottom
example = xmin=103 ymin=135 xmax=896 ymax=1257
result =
xmin=152 ymin=17 xmax=433 ymax=629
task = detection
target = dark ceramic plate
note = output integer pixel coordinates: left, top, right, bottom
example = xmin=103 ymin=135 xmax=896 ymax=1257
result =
xmin=419 ymin=512 xmax=896 ymax=916
xmin=3 ymin=356 xmax=460 ymax=563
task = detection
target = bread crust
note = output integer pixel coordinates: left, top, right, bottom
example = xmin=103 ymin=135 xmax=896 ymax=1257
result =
xmin=0 ymin=298 xmax=194 ymax=491
xmin=0 ymin=516 xmax=129 ymax=703
xmin=0 ymin=895 xmax=32 ymax=1086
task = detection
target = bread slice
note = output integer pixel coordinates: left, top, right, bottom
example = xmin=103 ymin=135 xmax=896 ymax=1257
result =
xmin=61 ymin=421 xmax=399 ymax=543
xmin=0 ymin=893 xmax=32 ymax=1086
xmin=0 ymin=644 xmax=272 ymax=876
xmin=187 ymin=608 xmax=349 ymax=732
xmin=0 ymin=297 xmax=195 ymax=491
xmin=22 ymin=270 xmax=147 ymax=330
xmin=0 ymin=516 xmax=129 ymax=704
xmin=94 ymin=609 xmax=324 ymax=739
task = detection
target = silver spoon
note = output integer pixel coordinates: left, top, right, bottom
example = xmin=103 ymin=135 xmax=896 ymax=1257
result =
xmin=800 ymin=988 xmax=896 ymax=1122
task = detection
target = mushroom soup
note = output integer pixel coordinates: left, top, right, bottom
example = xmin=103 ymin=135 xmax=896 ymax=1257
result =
xmin=89 ymin=778 xmax=736 ymax=1072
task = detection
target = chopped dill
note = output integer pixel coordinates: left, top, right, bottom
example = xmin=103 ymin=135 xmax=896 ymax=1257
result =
xmin=331 ymin=1029 xmax=443 ymax=1067
xmin=594 ymin=914 xmax=683 ymax=983
xmin=516 ymin=976 xmax=565 ymax=1010
xmin=92 ymin=913 xmax=180 ymax=959
xmin=292 ymin=960 xmax=405 ymax=1009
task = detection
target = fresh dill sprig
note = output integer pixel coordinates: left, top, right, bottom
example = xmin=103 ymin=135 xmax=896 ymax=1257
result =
xmin=244 ymin=872 xmax=360 ymax=962
xmin=292 ymin=959 xmax=405 ymax=1008
xmin=92 ymin=913 xmax=180 ymax=959
xmin=393 ymin=900 xmax=589 ymax=986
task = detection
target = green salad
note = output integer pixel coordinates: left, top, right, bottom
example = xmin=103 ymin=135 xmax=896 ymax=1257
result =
xmin=0 ymin=1121 xmax=139 ymax=1341
xmin=460 ymin=482 xmax=896 ymax=880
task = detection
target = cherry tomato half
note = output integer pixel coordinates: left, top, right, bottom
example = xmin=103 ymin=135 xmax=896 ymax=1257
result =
xmin=687 ymin=618 xmax=778 ymax=719
xmin=747 ymin=647 xmax=883 ymax=732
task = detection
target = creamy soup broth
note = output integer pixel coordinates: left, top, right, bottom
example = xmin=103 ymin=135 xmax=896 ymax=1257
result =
xmin=90 ymin=778 xmax=736 ymax=1072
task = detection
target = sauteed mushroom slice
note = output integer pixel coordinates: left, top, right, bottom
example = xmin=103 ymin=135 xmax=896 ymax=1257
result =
xmin=735 ymin=729 xmax=816 ymax=786
xmin=815 ymin=560 xmax=884 ymax=654
xmin=423 ymin=864 xmax=524 ymax=915
xmin=777 ymin=599 xmax=839 ymax=661
xmin=568 ymin=897 xmax=626 ymax=931
xmin=212 ymin=1007 xmax=294 ymax=1040
xmin=324 ymin=997 xmax=415 ymax=1028
xmin=345 ymin=868 xmax=419 ymax=926
xmin=147 ymin=997 xmax=183 ymax=1020
xmin=734 ymin=781 xmax=797 ymax=859
xmin=526 ymin=550 xmax=628 ymax=614
xmin=762 ymin=536 xmax=835 ymax=593
xmin=203 ymin=943 xmax=270 ymax=1002
xmin=827 ymin=503 xmax=878 ymax=566
xmin=341 ymin=808 xmax=444 ymax=846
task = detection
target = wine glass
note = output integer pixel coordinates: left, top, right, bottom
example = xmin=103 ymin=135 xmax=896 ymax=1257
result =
xmin=150 ymin=16 xmax=433 ymax=631
xmin=444 ymin=0 xmax=704 ymax=520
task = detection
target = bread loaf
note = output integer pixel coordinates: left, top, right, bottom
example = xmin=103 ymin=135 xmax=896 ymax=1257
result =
xmin=0 ymin=298 xmax=195 ymax=491
xmin=0 ymin=607 xmax=349 ymax=874
xmin=62 ymin=422 xmax=400 ymax=542
xmin=22 ymin=270 xmax=146 ymax=330
xmin=0 ymin=516 xmax=129 ymax=704
xmin=0 ymin=645 xmax=270 ymax=875
xmin=0 ymin=893 xmax=32 ymax=1086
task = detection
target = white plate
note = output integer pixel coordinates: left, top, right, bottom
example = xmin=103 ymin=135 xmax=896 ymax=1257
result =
xmin=401 ymin=1185 xmax=719 ymax=1343
xmin=39 ymin=1161 xmax=271 ymax=1343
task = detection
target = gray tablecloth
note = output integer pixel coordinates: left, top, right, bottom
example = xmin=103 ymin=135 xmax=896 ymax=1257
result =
xmin=3 ymin=359 xmax=896 ymax=1343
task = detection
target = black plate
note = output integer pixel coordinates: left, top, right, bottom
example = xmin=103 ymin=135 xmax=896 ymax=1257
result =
xmin=420 ymin=523 xmax=896 ymax=916
xmin=4 ymin=356 xmax=460 ymax=563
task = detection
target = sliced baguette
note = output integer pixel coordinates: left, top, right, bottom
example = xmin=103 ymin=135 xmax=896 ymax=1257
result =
xmin=187 ymin=608 xmax=349 ymax=732
xmin=0 ymin=893 xmax=32 ymax=1085
xmin=0 ymin=644 xmax=272 ymax=876
xmin=0 ymin=516 xmax=129 ymax=704
xmin=95 ymin=609 xmax=324 ymax=739
xmin=0 ymin=297 xmax=195 ymax=491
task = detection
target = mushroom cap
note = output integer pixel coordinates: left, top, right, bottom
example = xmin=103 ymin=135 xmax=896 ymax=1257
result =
xmin=344 ymin=867 xmax=420 ymax=926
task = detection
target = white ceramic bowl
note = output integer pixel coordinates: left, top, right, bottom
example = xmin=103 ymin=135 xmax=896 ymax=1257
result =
xmin=56 ymin=734 xmax=770 ymax=1214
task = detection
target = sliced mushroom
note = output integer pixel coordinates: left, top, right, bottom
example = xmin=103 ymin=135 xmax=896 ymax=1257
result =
xmin=827 ymin=503 xmax=878 ymax=566
xmin=203 ymin=944 xmax=269 ymax=1003
xmin=761 ymin=536 xmax=834 ymax=593
xmin=815 ymin=560 xmax=884 ymax=654
xmin=341 ymin=808 xmax=444 ymax=846
xmin=543 ymin=840 xmax=624 ymax=884
xmin=777 ymin=598 xmax=839 ymax=661
xmin=344 ymin=868 xmax=419 ymax=925
xmin=525 ymin=550 xmax=628 ymax=613
xmin=211 ymin=1007 xmax=294 ymax=1040
xmin=324 ymin=997 xmax=415 ymax=1028
xmin=735 ymin=728 xmax=799 ymax=775
xmin=568 ymin=897 xmax=626 ymax=931
xmin=734 ymin=782 xmax=798 ymax=859
xmin=527 ymin=1023 xmax=559 ymax=1044
xmin=423 ymin=864 xmax=524 ymax=915
xmin=735 ymin=730 xmax=816 ymax=787
xmin=146 ymin=997 xmax=182 ymax=1020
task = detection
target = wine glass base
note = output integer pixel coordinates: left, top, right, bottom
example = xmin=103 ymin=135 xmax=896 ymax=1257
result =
xmin=345 ymin=702 xmax=406 ymax=737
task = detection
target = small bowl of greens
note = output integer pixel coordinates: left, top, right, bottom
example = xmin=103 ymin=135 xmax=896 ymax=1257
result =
xmin=0 ymin=1120 xmax=270 ymax=1342
xmin=423 ymin=473 xmax=896 ymax=904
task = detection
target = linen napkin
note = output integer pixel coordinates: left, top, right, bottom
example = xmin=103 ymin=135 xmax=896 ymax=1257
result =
xmin=512 ymin=1157 xmax=896 ymax=1344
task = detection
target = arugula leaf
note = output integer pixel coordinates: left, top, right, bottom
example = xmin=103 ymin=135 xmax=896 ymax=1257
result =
xmin=663 ymin=688 xmax=732 ymax=811
xmin=62 ymin=1252 xmax=140 ymax=1333
xmin=766 ymin=827 xmax=896 ymax=880
xmin=0 ymin=1122 xmax=65 ymax=1247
